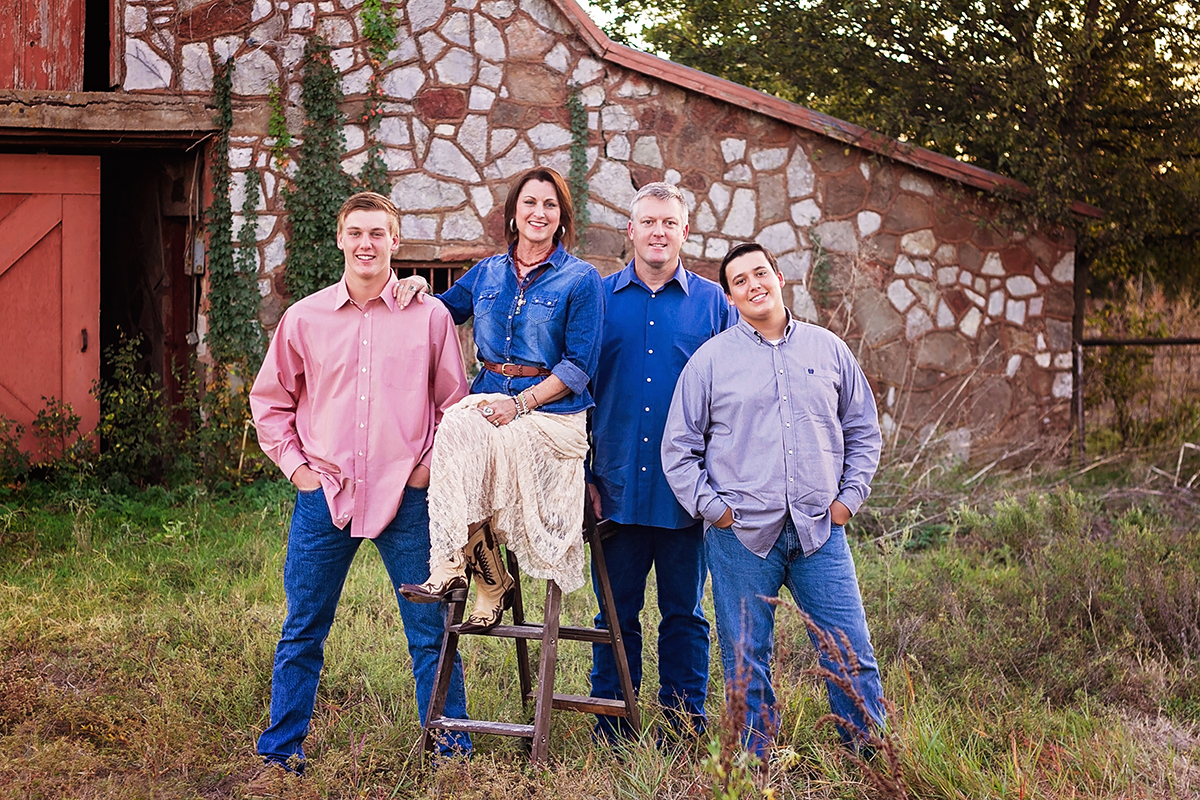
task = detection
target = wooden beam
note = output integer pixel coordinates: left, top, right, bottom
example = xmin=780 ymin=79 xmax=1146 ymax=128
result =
xmin=0 ymin=89 xmax=215 ymax=136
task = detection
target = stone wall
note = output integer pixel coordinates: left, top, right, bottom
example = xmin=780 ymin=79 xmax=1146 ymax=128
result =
xmin=114 ymin=0 xmax=1076 ymax=457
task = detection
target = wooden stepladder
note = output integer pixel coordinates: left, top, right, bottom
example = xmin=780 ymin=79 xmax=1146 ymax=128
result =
xmin=421 ymin=515 xmax=639 ymax=763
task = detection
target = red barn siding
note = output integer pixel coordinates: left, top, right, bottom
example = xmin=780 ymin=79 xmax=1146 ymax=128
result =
xmin=0 ymin=0 xmax=85 ymax=90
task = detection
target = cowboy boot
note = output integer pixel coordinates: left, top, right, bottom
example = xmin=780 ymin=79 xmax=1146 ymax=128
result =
xmin=459 ymin=524 xmax=516 ymax=633
xmin=399 ymin=548 xmax=467 ymax=603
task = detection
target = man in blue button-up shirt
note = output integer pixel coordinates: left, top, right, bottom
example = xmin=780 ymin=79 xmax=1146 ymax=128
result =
xmin=663 ymin=242 xmax=885 ymax=759
xmin=587 ymin=183 xmax=735 ymax=742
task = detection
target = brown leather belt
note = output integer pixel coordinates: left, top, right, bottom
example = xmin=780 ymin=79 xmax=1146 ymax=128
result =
xmin=481 ymin=361 xmax=552 ymax=378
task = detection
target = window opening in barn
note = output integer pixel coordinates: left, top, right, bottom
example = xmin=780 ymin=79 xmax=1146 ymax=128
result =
xmin=83 ymin=0 xmax=113 ymax=91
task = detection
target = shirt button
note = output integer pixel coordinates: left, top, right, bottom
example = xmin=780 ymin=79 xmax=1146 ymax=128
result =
xmin=788 ymin=450 xmax=793 ymax=455
xmin=506 ymin=336 xmax=511 ymax=341
xmin=644 ymin=407 xmax=650 ymax=412
xmin=649 ymin=320 xmax=655 ymax=325
xmin=361 ymin=367 xmax=367 ymax=372
xmin=363 ymin=340 xmax=368 ymax=345
xmin=643 ymin=437 xmax=649 ymax=442
xmin=646 ymin=377 xmax=652 ymax=383
xmin=786 ymin=422 xmax=791 ymax=427
xmin=360 ymin=395 xmax=366 ymax=400
xmin=782 ymin=396 xmax=787 ymax=401
xmin=360 ymin=423 xmax=365 ymax=428
xmin=358 ymin=451 xmax=364 ymax=456
xmin=648 ymin=349 xmax=654 ymax=354
xmin=789 ymin=477 xmax=794 ymax=482
xmin=779 ymin=369 xmax=784 ymax=374
xmin=641 ymin=466 xmax=647 ymax=472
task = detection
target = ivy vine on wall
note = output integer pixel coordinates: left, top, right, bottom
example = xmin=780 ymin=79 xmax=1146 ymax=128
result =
xmin=283 ymin=37 xmax=354 ymax=302
xmin=206 ymin=59 xmax=266 ymax=368
xmin=267 ymin=84 xmax=292 ymax=171
xmin=567 ymin=87 xmax=591 ymax=245
xmin=358 ymin=0 xmax=398 ymax=196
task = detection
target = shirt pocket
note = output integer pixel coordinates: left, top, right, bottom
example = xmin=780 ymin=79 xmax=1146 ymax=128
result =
xmin=382 ymin=349 xmax=424 ymax=389
xmin=524 ymin=294 xmax=558 ymax=325
xmin=474 ymin=289 xmax=503 ymax=318
xmin=801 ymin=367 xmax=841 ymax=420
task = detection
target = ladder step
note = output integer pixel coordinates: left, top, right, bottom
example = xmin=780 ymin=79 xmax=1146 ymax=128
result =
xmin=548 ymin=693 xmax=633 ymax=716
xmin=452 ymin=622 xmax=615 ymax=644
xmin=427 ymin=717 xmax=534 ymax=738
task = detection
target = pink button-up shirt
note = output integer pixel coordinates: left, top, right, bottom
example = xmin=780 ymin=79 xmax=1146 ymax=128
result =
xmin=251 ymin=272 xmax=469 ymax=539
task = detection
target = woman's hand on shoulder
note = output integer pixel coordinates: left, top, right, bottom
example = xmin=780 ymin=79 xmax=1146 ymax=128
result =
xmin=394 ymin=275 xmax=430 ymax=309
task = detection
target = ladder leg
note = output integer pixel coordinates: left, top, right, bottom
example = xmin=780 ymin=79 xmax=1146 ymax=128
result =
xmin=505 ymin=548 xmax=533 ymax=707
xmin=589 ymin=526 xmax=641 ymax=732
xmin=421 ymin=589 xmax=466 ymax=758
xmin=530 ymin=580 xmax=562 ymax=765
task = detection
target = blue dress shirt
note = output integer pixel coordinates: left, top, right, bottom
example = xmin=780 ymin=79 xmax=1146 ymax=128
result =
xmin=438 ymin=243 xmax=604 ymax=415
xmin=590 ymin=262 xmax=735 ymax=528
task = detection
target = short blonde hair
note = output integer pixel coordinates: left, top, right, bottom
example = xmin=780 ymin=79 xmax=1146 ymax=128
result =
xmin=337 ymin=192 xmax=400 ymax=237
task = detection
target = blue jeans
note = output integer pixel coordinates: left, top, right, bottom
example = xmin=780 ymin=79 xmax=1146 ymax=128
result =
xmin=589 ymin=522 xmax=709 ymax=740
xmin=257 ymin=487 xmax=470 ymax=767
xmin=706 ymin=517 xmax=884 ymax=757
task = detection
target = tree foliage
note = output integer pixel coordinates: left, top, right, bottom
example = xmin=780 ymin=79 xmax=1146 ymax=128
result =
xmin=598 ymin=0 xmax=1200 ymax=293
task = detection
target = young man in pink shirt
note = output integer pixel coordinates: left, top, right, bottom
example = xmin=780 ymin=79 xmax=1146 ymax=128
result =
xmin=249 ymin=192 xmax=472 ymax=780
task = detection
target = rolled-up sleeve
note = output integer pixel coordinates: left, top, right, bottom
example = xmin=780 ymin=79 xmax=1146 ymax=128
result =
xmin=834 ymin=343 xmax=882 ymax=515
xmin=250 ymin=312 xmax=309 ymax=482
xmin=551 ymin=268 xmax=604 ymax=395
xmin=662 ymin=358 xmax=728 ymax=525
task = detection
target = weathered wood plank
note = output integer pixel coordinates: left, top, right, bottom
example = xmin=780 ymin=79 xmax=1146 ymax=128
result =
xmin=0 ymin=90 xmax=216 ymax=133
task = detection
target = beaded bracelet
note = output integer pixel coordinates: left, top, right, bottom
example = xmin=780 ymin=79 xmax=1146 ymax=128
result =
xmin=515 ymin=389 xmax=535 ymax=416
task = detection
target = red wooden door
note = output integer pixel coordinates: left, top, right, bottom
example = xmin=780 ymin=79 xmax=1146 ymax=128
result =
xmin=0 ymin=0 xmax=86 ymax=90
xmin=0 ymin=154 xmax=100 ymax=458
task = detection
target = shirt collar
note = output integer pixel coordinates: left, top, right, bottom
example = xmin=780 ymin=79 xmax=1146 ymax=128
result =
xmin=334 ymin=270 xmax=401 ymax=311
xmin=737 ymin=309 xmax=796 ymax=344
xmin=613 ymin=259 xmax=690 ymax=295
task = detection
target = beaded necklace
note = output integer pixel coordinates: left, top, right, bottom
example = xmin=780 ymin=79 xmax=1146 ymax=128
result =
xmin=512 ymin=246 xmax=552 ymax=312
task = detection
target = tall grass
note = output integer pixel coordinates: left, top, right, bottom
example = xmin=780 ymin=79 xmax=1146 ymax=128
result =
xmin=0 ymin=452 xmax=1198 ymax=798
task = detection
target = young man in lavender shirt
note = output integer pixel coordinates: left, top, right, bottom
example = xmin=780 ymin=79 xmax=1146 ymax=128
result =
xmin=662 ymin=241 xmax=885 ymax=759
xmin=248 ymin=192 xmax=471 ymax=786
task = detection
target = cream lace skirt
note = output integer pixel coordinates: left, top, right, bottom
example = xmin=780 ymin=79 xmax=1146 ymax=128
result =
xmin=427 ymin=393 xmax=588 ymax=593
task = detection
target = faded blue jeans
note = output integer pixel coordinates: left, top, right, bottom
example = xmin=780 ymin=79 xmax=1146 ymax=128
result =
xmin=257 ymin=487 xmax=470 ymax=768
xmin=706 ymin=517 xmax=884 ymax=757
xmin=589 ymin=521 xmax=709 ymax=741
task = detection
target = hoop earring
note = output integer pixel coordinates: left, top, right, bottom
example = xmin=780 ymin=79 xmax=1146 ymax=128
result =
xmin=557 ymin=225 xmax=566 ymax=239
xmin=509 ymin=218 xmax=516 ymax=233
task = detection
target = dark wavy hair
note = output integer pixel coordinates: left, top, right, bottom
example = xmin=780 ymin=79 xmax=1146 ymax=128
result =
xmin=503 ymin=167 xmax=576 ymax=250
xmin=718 ymin=242 xmax=781 ymax=293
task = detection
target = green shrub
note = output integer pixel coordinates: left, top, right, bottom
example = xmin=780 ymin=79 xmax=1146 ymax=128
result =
xmin=0 ymin=416 xmax=30 ymax=485
xmin=93 ymin=336 xmax=177 ymax=486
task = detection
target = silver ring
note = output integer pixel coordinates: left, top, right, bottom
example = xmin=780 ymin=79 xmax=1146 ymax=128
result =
xmin=482 ymin=406 xmax=495 ymax=417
